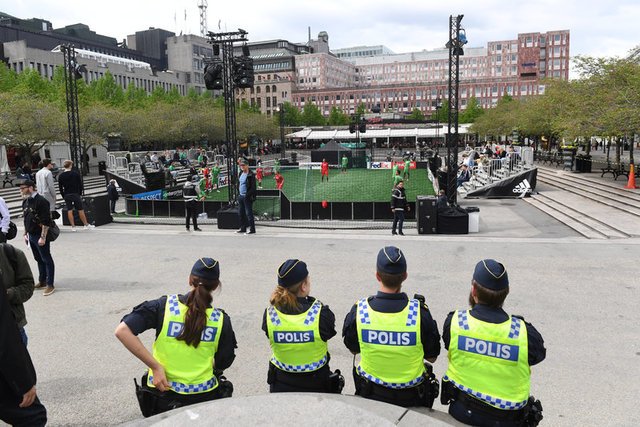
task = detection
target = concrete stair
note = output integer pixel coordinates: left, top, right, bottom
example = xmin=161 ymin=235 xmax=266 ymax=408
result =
xmin=1 ymin=175 xmax=108 ymax=218
xmin=525 ymin=166 xmax=640 ymax=239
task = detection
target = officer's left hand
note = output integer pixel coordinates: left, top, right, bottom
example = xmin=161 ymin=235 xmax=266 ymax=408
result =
xmin=152 ymin=366 xmax=170 ymax=392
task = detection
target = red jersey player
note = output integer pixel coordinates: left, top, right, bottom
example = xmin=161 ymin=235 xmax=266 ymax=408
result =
xmin=321 ymin=158 xmax=329 ymax=182
xmin=275 ymin=171 xmax=284 ymax=190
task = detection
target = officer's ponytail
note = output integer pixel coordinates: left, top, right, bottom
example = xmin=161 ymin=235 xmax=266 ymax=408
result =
xmin=270 ymin=280 xmax=304 ymax=314
xmin=178 ymin=274 xmax=220 ymax=347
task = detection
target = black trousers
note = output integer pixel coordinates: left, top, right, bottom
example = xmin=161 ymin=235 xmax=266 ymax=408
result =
xmin=0 ymin=393 xmax=47 ymax=427
xmin=392 ymin=210 xmax=405 ymax=233
xmin=449 ymin=398 xmax=525 ymax=427
xmin=268 ymin=363 xmax=332 ymax=393
xmin=185 ymin=201 xmax=198 ymax=229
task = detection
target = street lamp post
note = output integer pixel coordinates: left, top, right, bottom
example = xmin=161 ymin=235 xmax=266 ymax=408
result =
xmin=435 ymin=96 xmax=442 ymax=155
xmin=278 ymin=103 xmax=286 ymax=159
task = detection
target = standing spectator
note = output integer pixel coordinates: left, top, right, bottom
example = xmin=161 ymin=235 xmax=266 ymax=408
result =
xmin=183 ymin=176 xmax=202 ymax=232
xmin=107 ymin=179 xmax=119 ymax=214
xmin=321 ymin=159 xmax=329 ymax=182
xmin=391 ymin=180 xmax=409 ymax=236
xmin=0 ymin=197 xmax=10 ymax=244
xmin=57 ymin=160 xmax=94 ymax=231
xmin=20 ymin=180 xmax=55 ymax=296
xmin=237 ymin=160 xmax=256 ymax=235
xmin=1 ymin=242 xmax=35 ymax=345
xmin=35 ymin=159 xmax=56 ymax=214
xmin=0 ymin=275 xmax=47 ymax=427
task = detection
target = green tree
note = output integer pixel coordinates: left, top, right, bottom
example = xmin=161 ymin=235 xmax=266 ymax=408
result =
xmin=13 ymin=68 xmax=53 ymax=99
xmin=356 ymin=102 xmax=367 ymax=115
xmin=277 ymin=102 xmax=301 ymax=126
xmin=407 ymin=108 xmax=425 ymax=121
xmin=0 ymin=65 xmax=18 ymax=92
xmin=89 ymin=71 xmax=124 ymax=106
xmin=432 ymin=99 xmax=449 ymax=122
xmin=327 ymin=106 xmax=350 ymax=126
xmin=460 ymin=96 xmax=483 ymax=123
xmin=301 ymin=102 xmax=325 ymax=126
xmin=0 ymin=94 xmax=65 ymax=162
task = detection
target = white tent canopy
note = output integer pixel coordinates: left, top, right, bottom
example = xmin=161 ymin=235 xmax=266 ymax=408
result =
xmin=287 ymin=124 xmax=472 ymax=140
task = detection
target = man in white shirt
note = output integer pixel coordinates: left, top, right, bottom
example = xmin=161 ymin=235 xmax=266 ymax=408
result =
xmin=35 ymin=159 xmax=56 ymax=213
xmin=0 ymin=196 xmax=10 ymax=243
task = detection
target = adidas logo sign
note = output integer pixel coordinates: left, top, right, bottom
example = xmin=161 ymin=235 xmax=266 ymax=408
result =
xmin=512 ymin=179 xmax=532 ymax=194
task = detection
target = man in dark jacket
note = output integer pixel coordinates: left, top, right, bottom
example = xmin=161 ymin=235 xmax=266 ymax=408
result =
xmin=237 ymin=159 xmax=256 ymax=235
xmin=107 ymin=179 xmax=119 ymax=214
xmin=20 ymin=180 xmax=56 ymax=297
xmin=1 ymin=243 xmax=35 ymax=345
xmin=57 ymin=160 xmax=94 ymax=231
xmin=391 ymin=180 xmax=409 ymax=236
xmin=183 ymin=176 xmax=202 ymax=232
xmin=0 ymin=267 xmax=47 ymax=426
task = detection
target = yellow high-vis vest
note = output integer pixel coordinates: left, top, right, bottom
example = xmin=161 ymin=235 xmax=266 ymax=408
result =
xmin=266 ymin=300 xmax=328 ymax=372
xmin=148 ymin=294 xmax=222 ymax=394
xmin=444 ymin=309 xmax=530 ymax=410
xmin=356 ymin=298 xmax=425 ymax=388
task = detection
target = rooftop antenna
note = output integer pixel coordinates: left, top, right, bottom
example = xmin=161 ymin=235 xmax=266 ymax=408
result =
xmin=198 ymin=0 xmax=208 ymax=37
xmin=308 ymin=26 xmax=311 ymax=43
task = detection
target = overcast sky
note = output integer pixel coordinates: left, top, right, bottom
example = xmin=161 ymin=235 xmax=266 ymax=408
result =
xmin=5 ymin=0 xmax=639 ymax=60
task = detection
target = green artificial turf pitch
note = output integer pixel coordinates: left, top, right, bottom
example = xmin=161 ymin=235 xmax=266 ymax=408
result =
xmin=203 ymin=168 xmax=435 ymax=202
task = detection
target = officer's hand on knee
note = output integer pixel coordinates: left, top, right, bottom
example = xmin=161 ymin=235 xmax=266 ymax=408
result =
xmin=152 ymin=366 xmax=170 ymax=392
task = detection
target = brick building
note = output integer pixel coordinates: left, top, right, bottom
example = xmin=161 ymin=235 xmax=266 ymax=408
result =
xmin=292 ymin=30 xmax=570 ymax=117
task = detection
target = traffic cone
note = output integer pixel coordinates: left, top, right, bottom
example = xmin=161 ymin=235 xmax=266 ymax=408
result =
xmin=625 ymin=163 xmax=637 ymax=189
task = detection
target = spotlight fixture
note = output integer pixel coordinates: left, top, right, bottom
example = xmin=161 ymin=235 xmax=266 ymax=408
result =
xmin=204 ymin=60 xmax=224 ymax=90
xmin=69 ymin=59 xmax=87 ymax=79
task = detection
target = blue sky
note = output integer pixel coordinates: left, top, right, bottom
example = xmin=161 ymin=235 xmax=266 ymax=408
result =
xmin=5 ymin=0 xmax=639 ymax=59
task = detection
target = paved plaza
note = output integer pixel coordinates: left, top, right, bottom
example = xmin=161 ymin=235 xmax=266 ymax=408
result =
xmin=9 ymin=195 xmax=639 ymax=426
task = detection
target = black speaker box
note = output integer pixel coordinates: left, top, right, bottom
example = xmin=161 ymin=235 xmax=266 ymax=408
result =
xmin=416 ymin=195 xmax=438 ymax=234
xmin=62 ymin=194 xmax=112 ymax=226
xmin=437 ymin=206 xmax=469 ymax=234
xmin=217 ymin=206 xmax=240 ymax=230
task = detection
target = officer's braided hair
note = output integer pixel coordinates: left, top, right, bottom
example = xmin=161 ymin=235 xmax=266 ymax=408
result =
xmin=177 ymin=274 xmax=220 ymax=347
xmin=270 ymin=280 xmax=305 ymax=314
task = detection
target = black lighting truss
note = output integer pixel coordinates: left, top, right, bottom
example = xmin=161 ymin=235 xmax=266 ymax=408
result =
xmin=61 ymin=44 xmax=84 ymax=191
xmin=446 ymin=15 xmax=464 ymax=206
xmin=207 ymin=30 xmax=249 ymax=205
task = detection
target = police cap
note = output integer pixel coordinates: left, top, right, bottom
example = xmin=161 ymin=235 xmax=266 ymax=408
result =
xmin=376 ymin=246 xmax=407 ymax=274
xmin=277 ymin=259 xmax=308 ymax=288
xmin=191 ymin=257 xmax=220 ymax=281
xmin=473 ymin=259 xmax=509 ymax=290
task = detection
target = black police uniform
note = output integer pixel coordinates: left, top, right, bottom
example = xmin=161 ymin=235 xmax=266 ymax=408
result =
xmin=442 ymin=304 xmax=546 ymax=427
xmin=261 ymin=296 xmax=337 ymax=392
xmin=342 ymin=291 xmax=441 ymax=406
xmin=121 ymin=293 xmax=237 ymax=405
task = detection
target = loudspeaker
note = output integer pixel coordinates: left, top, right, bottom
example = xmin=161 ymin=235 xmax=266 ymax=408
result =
xmin=62 ymin=194 xmax=112 ymax=226
xmin=217 ymin=206 xmax=240 ymax=230
xmin=416 ymin=195 xmax=437 ymax=234
xmin=437 ymin=206 xmax=469 ymax=234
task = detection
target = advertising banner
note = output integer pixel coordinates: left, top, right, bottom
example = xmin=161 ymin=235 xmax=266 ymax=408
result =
xmin=466 ymin=168 xmax=538 ymax=198
xmin=131 ymin=189 xmax=163 ymax=200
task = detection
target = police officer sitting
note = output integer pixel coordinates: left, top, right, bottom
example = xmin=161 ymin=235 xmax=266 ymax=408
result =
xmin=262 ymin=259 xmax=343 ymax=393
xmin=441 ymin=259 xmax=546 ymax=427
xmin=342 ymin=246 xmax=441 ymax=407
xmin=115 ymin=258 xmax=237 ymax=417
